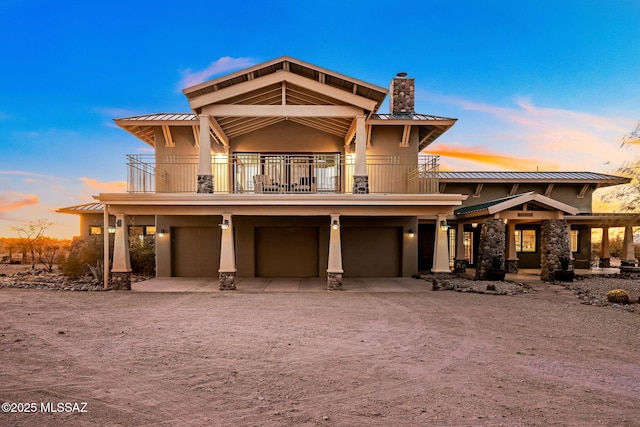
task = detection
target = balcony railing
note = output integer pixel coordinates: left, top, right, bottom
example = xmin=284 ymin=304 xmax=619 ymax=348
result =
xmin=127 ymin=154 xmax=439 ymax=194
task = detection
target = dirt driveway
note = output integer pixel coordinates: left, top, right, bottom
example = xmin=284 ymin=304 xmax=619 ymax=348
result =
xmin=1 ymin=282 xmax=639 ymax=426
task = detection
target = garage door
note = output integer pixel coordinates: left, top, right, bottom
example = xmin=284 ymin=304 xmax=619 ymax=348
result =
xmin=255 ymin=227 xmax=319 ymax=277
xmin=342 ymin=227 xmax=402 ymax=277
xmin=171 ymin=227 xmax=220 ymax=277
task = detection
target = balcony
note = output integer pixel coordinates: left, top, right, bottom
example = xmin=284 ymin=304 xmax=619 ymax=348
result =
xmin=127 ymin=154 xmax=439 ymax=194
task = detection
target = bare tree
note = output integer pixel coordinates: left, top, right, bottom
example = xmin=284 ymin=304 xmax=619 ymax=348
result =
xmin=10 ymin=219 xmax=55 ymax=268
xmin=601 ymin=121 xmax=640 ymax=211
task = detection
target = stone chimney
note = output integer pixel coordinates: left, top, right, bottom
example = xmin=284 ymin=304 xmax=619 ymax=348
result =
xmin=389 ymin=72 xmax=414 ymax=114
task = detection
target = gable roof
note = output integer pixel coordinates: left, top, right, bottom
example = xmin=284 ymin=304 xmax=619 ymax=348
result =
xmin=454 ymin=192 xmax=579 ymax=217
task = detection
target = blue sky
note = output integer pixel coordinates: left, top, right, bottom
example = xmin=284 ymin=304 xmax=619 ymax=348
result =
xmin=1 ymin=0 xmax=639 ymax=238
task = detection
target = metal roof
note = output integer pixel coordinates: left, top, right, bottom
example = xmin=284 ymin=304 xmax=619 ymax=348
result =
xmin=56 ymin=203 xmax=104 ymax=214
xmin=370 ymin=113 xmax=455 ymax=121
xmin=454 ymin=192 xmax=579 ymax=216
xmin=438 ymin=171 xmax=630 ymax=184
xmin=114 ymin=113 xmax=197 ymax=122
xmin=454 ymin=193 xmax=529 ymax=215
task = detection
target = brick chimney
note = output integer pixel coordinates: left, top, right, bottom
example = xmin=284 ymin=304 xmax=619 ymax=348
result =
xmin=389 ymin=72 xmax=414 ymax=114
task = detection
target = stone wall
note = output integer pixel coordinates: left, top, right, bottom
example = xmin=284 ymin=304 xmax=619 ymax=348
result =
xmin=540 ymin=219 xmax=571 ymax=282
xmin=389 ymin=73 xmax=415 ymax=114
xmin=197 ymin=175 xmax=214 ymax=193
xmin=475 ymin=219 xmax=506 ymax=280
xmin=219 ymin=272 xmax=236 ymax=290
xmin=327 ymin=272 xmax=343 ymax=290
xmin=352 ymin=175 xmax=369 ymax=194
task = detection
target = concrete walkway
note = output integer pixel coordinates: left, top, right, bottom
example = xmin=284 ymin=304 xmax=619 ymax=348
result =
xmin=132 ymin=276 xmax=434 ymax=293
xmin=131 ymin=268 xmax=620 ymax=293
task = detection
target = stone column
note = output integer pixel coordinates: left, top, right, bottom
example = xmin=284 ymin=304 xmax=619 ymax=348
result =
xmin=475 ymin=218 xmax=506 ymax=280
xmin=599 ymin=226 xmax=610 ymax=268
xmin=432 ymin=214 xmax=451 ymax=274
xmin=352 ymin=115 xmax=369 ymax=194
xmin=327 ymin=214 xmax=343 ymax=290
xmin=453 ymin=222 xmax=467 ymax=272
xmin=111 ymin=214 xmax=132 ymax=290
xmin=540 ymin=219 xmax=571 ymax=282
xmin=197 ymin=114 xmax=214 ymax=193
xmin=621 ymin=224 xmax=636 ymax=266
xmin=219 ymin=214 xmax=236 ymax=290
xmin=506 ymin=222 xmax=518 ymax=273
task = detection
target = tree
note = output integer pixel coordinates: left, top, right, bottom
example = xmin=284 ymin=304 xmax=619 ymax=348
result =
xmin=600 ymin=121 xmax=640 ymax=211
xmin=9 ymin=219 xmax=55 ymax=268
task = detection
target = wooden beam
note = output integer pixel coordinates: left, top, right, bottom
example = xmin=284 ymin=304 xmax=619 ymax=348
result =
xmin=208 ymin=116 xmax=229 ymax=147
xmin=344 ymin=117 xmax=357 ymax=146
xmin=473 ymin=183 xmax=484 ymax=198
xmin=509 ymin=183 xmax=519 ymax=196
xmin=161 ymin=125 xmax=174 ymax=147
xmin=282 ymin=81 xmax=286 ymax=105
xmin=400 ymin=124 xmax=411 ymax=147
xmin=544 ymin=183 xmax=554 ymax=197
xmin=192 ymin=125 xmax=200 ymax=147
xmin=439 ymin=182 xmax=447 ymax=193
xmin=418 ymin=126 xmax=439 ymax=146
xmin=366 ymin=124 xmax=372 ymax=148
xmin=577 ymin=184 xmax=590 ymax=199
xmin=189 ymin=71 xmax=378 ymax=111
xmin=202 ymin=104 xmax=363 ymax=117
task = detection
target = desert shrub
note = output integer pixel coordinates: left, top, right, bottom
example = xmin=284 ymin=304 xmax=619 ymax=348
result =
xmin=130 ymin=240 xmax=155 ymax=276
xmin=59 ymin=236 xmax=108 ymax=279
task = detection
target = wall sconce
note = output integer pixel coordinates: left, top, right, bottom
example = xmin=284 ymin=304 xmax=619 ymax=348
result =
xmin=331 ymin=220 xmax=340 ymax=230
xmin=439 ymin=220 xmax=448 ymax=232
xmin=157 ymin=229 xmax=166 ymax=238
xmin=407 ymin=229 xmax=415 ymax=238
xmin=219 ymin=219 xmax=230 ymax=230
xmin=471 ymin=223 xmax=478 ymax=229
xmin=108 ymin=226 xmax=116 ymax=234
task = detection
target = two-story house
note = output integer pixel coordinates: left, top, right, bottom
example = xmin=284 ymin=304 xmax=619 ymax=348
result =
xmin=58 ymin=57 xmax=637 ymax=289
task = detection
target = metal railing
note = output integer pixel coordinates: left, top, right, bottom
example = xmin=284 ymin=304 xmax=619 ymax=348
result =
xmin=126 ymin=154 xmax=439 ymax=194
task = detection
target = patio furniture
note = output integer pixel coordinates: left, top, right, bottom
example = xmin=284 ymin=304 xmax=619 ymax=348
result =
xmin=294 ymin=176 xmax=316 ymax=192
xmin=253 ymin=174 xmax=279 ymax=193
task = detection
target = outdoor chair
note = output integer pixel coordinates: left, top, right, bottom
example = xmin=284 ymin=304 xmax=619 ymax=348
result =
xmin=253 ymin=174 xmax=279 ymax=193
xmin=294 ymin=176 xmax=316 ymax=192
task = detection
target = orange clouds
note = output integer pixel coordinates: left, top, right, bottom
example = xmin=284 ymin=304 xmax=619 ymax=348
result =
xmin=0 ymin=192 xmax=39 ymax=214
xmin=426 ymin=143 xmax=557 ymax=171
xmin=80 ymin=177 xmax=127 ymax=193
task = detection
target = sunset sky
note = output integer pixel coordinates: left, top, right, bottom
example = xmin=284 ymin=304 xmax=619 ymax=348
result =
xmin=1 ymin=0 xmax=640 ymax=238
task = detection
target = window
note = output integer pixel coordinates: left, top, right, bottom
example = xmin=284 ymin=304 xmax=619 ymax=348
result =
xmin=463 ymin=231 xmax=474 ymax=263
xmin=515 ymin=229 xmax=536 ymax=252
xmin=570 ymin=229 xmax=579 ymax=252
xmin=90 ymin=226 xmax=102 ymax=235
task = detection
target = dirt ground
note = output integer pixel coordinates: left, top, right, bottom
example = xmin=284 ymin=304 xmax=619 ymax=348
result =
xmin=1 ymin=275 xmax=639 ymax=426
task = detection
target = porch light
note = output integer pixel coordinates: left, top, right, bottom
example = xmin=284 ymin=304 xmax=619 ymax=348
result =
xmin=108 ymin=226 xmax=116 ymax=234
xmin=219 ymin=219 xmax=230 ymax=230
xmin=471 ymin=223 xmax=478 ymax=229
xmin=331 ymin=220 xmax=340 ymax=230
xmin=157 ymin=229 xmax=166 ymax=238
xmin=407 ymin=229 xmax=415 ymax=238
xmin=439 ymin=220 xmax=448 ymax=232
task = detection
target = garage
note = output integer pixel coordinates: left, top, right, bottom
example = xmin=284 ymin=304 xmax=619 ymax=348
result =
xmin=255 ymin=227 xmax=319 ymax=277
xmin=171 ymin=226 xmax=220 ymax=276
xmin=342 ymin=227 xmax=402 ymax=277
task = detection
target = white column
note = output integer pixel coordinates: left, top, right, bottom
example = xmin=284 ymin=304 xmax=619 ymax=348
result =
xmin=432 ymin=214 xmax=451 ymax=273
xmin=600 ymin=227 xmax=610 ymax=258
xmin=507 ymin=223 xmax=517 ymax=261
xmin=112 ymin=214 xmax=131 ymax=273
xmin=219 ymin=214 xmax=236 ymax=273
xmin=198 ymin=114 xmax=212 ymax=175
xmin=103 ymin=205 xmax=110 ymax=290
xmin=622 ymin=224 xmax=635 ymax=261
xmin=328 ymin=214 xmax=343 ymax=274
xmin=354 ymin=115 xmax=367 ymax=176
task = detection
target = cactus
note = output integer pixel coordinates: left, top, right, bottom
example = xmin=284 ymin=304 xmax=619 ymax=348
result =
xmin=606 ymin=289 xmax=630 ymax=304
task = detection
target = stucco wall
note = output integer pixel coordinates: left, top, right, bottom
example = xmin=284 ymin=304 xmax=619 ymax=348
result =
xmin=368 ymin=126 xmax=420 ymax=157
xmin=232 ymin=121 xmax=343 ymax=153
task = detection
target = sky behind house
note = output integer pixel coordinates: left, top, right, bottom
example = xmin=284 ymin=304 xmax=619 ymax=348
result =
xmin=1 ymin=0 xmax=639 ymax=238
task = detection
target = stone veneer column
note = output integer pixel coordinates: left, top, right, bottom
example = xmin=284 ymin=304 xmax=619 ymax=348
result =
xmin=219 ymin=214 xmax=236 ymax=290
xmin=111 ymin=213 xmax=132 ymax=290
xmin=327 ymin=214 xmax=343 ymax=290
xmin=506 ymin=223 xmax=519 ymax=273
xmin=197 ymin=114 xmax=214 ymax=193
xmin=599 ymin=226 xmax=611 ymax=268
xmin=475 ymin=218 xmax=506 ymax=280
xmin=352 ymin=115 xmax=369 ymax=194
xmin=540 ymin=219 xmax=571 ymax=282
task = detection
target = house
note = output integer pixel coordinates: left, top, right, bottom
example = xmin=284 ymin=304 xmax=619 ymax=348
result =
xmin=58 ymin=57 xmax=638 ymax=289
